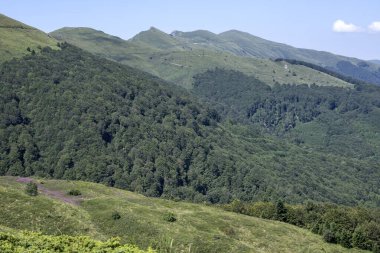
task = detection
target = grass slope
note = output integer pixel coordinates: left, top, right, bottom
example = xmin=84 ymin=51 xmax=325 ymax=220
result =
xmin=0 ymin=176 xmax=369 ymax=253
xmin=179 ymin=29 xmax=380 ymax=85
xmin=0 ymin=13 xmax=58 ymax=62
xmin=50 ymin=27 xmax=352 ymax=89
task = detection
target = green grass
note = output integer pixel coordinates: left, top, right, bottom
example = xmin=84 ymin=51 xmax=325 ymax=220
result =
xmin=0 ymin=13 xmax=59 ymax=62
xmin=0 ymin=177 xmax=368 ymax=253
xmin=0 ymin=230 xmax=155 ymax=253
xmin=124 ymin=50 xmax=352 ymax=89
xmin=50 ymin=27 xmax=353 ymax=89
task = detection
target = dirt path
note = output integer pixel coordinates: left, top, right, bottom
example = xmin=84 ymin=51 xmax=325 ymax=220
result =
xmin=16 ymin=177 xmax=82 ymax=205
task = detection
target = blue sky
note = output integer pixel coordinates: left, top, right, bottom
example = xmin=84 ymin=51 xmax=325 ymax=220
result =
xmin=1 ymin=0 xmax=380 ymax=60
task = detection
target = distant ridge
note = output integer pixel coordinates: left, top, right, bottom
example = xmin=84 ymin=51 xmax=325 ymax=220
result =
xmin=51 ymin=25 xmax=380 ymax=85
xmin=51 ymin=27 xmax=353 ymax=89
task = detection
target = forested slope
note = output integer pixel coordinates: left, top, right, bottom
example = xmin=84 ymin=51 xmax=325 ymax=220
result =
xmin=193 ymin=69 xmax=380 ymax=160
xmin=0 ymin=44 xmax=379 ymax=206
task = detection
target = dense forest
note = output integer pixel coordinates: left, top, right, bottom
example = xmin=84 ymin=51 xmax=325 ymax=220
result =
xmin=193 ymin=69 xmax=380 ymax=159
xmin=1 ymin=44 xmax=379 ymax=206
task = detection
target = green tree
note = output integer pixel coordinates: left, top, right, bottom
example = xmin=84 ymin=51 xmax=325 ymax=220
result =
xmin=275 ymin=200 xmax=288 ymax=222
xmin=25 ymin=182 xmax=38 ymax=196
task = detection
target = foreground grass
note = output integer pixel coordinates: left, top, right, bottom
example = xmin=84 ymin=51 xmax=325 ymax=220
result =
xmin=0 ymin=177 xmax=368 ymax=253
xmin=0 ymin=231 xmax=155 ymax=253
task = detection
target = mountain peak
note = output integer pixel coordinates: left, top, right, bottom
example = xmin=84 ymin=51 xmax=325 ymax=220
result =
xmin=129 ymin=27 xmax=184 ymax=50
xmin=219 ymin=29 xmax=260 ymax=39
xmin=170 ymin=29 xmax=222 ymax=44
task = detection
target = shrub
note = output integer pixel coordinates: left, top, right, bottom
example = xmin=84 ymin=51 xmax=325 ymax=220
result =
xmin=112 ymin=211 xmax=121 ymax=220
xmin=221 ymin=226 xmax=235 ymax=237
xmin=0 ymin=231 xmax=156 ymax=252
xmin=163 ymin=212 xmax=176 ymax=222
xmin=275 ymin=200 xmax=288 ymax=222
xmin=25 ymin=182 xmax=38 ymax=196
xmin=323 ymin=229 xmax=337 ymax=244
xmin=67 ymin=189 xmax=82 ymax=196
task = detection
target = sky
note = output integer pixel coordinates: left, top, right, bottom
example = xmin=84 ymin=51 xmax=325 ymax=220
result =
xmin=1 ymin=0 xmax=380 ymax=60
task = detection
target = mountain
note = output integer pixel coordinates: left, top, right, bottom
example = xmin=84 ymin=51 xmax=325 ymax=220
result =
xmin=369 ymin=60 xmax=380 ymax=65
xmin=0 ymin=176 xmax=371 ymax=253
xmin=50 ymin=27 xmax=353 ymax=89
xmin=53 ymin=26 xmax=380 ymax=86
xmin=1 ymin=14 xmax=380 ymax=251
xmin=130 ymin=27 xmax=188 ymax=51
xmin=175 ymin=29 xmax=380 ymax=85
xmin=1 ymin=40 xmax=379 ymax=206
xmin=51 ymin=27 xmax=158 ymax=62
xmin=0 ymin=13 xmax=58 ymax=62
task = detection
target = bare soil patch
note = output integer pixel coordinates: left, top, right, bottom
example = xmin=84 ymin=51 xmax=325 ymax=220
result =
xmin=16 ymin=177 xmax=82 ymax=205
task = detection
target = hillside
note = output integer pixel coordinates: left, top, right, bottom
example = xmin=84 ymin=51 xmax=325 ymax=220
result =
xmin=1 ymin=11 xmax=379 ymax=253
xmin=51 ymin=26 xmax=380 ymax=86
xmin=193 ymin=69 xmax=380 ymax=160
xmin=50 ymin=27 xmax=353 ymax=89
xmin=175 ymin=29 xmax=380 ymax=85
xmin=1 ymin=44 xmax=380 ymax=206
xmin=0 ymin=176 xmax=370 ymax=253
xmin=0 ymin=13 xmax=58 ymax=62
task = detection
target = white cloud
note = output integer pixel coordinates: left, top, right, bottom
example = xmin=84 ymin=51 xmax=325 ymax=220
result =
xmin=332 ymin=20 xmax=361 ymax=32
xmin=369 ymin=21 xmax=380 ymax=32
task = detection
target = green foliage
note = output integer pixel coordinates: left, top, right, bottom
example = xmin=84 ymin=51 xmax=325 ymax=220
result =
xmin=193 ymin=68 xmax=380 ymax=160
xmin=0 ymin=177 xmax=368 ymax=253
xmin=25 ymin=182 xmax=38 ymax=196
xmin=352 ymin=222 xmax=380 ymax=251
xmin=67 ymin=189 xmax=81 ymax=196
xmin=224 ymin=201 xmax=380 ymax=252
xmin=0 ymin=231 xmax=155 ymax=253
xmin=162 ymin=212 xmax=176 ymax=222
xmin=0 ymin=46 xmax=379 ymax=206
xmin=323 ymin=229 xmax=337 ymax=244
xmin=112 ymin=211 xmax=121 ymax=220
xmin=275 ymin=200 xmax=288 ymax=222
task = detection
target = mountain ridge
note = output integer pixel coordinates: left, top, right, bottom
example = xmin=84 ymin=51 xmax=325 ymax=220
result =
xmin=50 ymin=26 xmax=354 ymax=89
xmin=172 ymin=28 xmax=380 ymax=85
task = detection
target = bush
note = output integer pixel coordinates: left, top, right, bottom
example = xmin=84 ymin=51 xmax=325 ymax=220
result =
xmin=275 ymin=200 xmax=288 ymax=222
xmin=163 ymin=212 xmax=176 ymax=222
xmin=25 ymin=182 xmax=38 ymax=196
xmin=323 ymin=229 xmax=337 ymax=244
xmin=112 ymin=211 xmax=121 ymax=220
xmin=0 ymin=231 xmax=156 ymax=252
xmin=67 ymin=189 xmax=82 ymax=196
